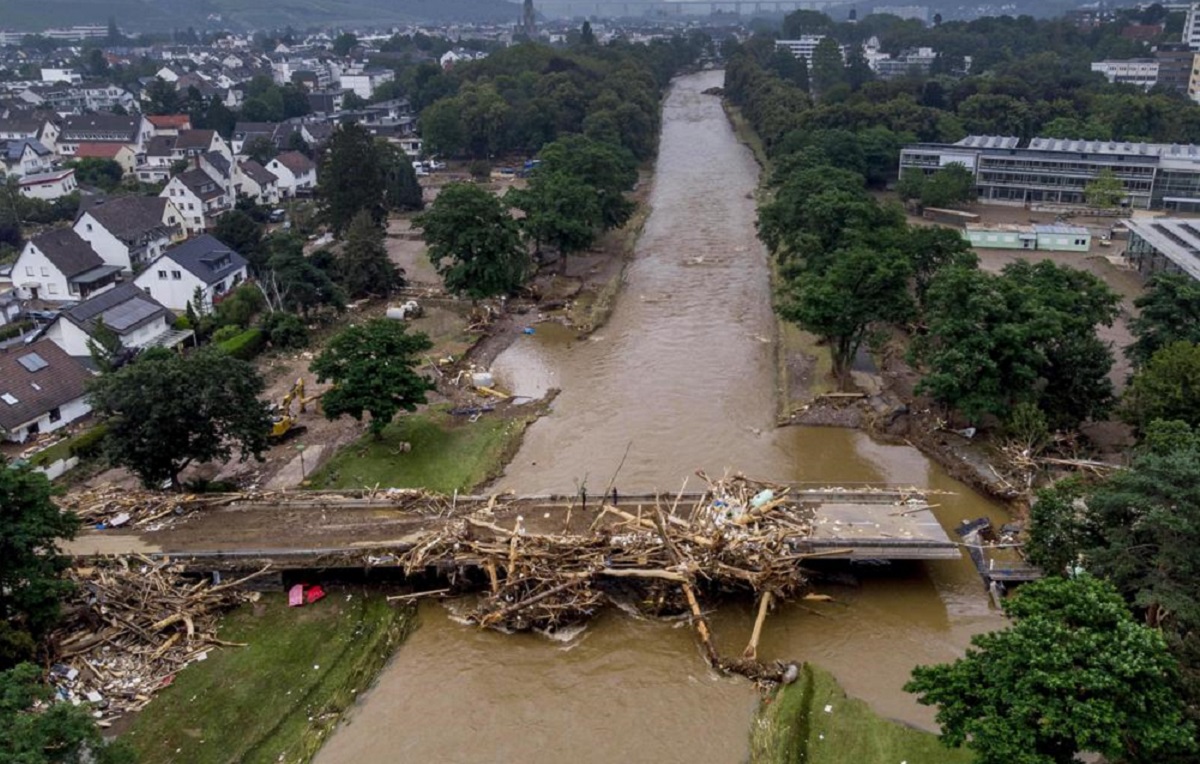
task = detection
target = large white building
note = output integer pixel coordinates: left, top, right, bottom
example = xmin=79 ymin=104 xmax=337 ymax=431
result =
xmin=134 ymin=235 xmax=249 ymax=311
xmin=1091 ymin=59 xmax=1159 ymax=89
xmin=775 ymin=36 xmax=832 ymax=61
xmin=1185 ymin=3 xmax=1200 ymax=50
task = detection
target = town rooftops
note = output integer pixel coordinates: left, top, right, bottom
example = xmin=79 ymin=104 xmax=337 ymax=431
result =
xmin=953 ymin=135 xmax=1021 ymax=150
xmin=174 ymin=168 xmax=224 ymax=200
xmin=29 ymin=228 xmax=103 ymax=279
xmin=273 ymin=151 xmax=314 ymax=175
xmin=78 ymin=197 xmax=174 ymax=244
xmin=61 ymin=282 xmax=169 ymax=336
xmin=153 ymin=234 xmax=247 ymax=285
xmin=3 ymin=138 xmax=51 ymax=160
xmin=174 ymin=129 xmax=216 ymax=151
xmin=0 ymin=339 xmax=92 ymax=432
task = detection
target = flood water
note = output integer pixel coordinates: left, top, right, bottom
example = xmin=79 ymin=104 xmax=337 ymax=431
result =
xmin=314 ymin=70 xmax=1007 ymax=764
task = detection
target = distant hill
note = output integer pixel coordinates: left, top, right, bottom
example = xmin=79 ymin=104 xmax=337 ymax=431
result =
xmin=0 ymin=0 xmax=523 ymax=33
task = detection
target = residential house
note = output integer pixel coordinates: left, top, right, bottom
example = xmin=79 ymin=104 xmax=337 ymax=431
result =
xmin=266 ymin=151 xmax=316 ymax=198
xmin=231 ymin=121 xmax=282 ymax=155
xmin=146 ymin=114 xmax=192 ymax=136
xmin=234 ymin=159 xmax=279 ymax=205
xmin=0 ymin=117 xmax=59 ymax=152
xmin=12 ymin=228 xmax=120 ymax=301
xmin=160 ymin=168 xmax=232 ymax=234
xmin=1 ymin=138 xmax=54 ymax=178
xmin=74 ymin=196 xmax=184 ymax=272
xmin=134 ymin=235 xmax=249 ymax=311
xmin=340 ymin=67 xmax=394 ymax=99
xmin=73 ymin=142 xmax=138 ymax=176
xmin=0 ymin=339 xmax=93 ymax=443
xmin=17 ymin=168 xmax=77 ymax=200
xmin=44 ymin=282 xmax=186 ymax=360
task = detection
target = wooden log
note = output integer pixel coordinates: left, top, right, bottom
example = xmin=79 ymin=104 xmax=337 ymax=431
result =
xmin=743 ymin=591 xmax=773 ymax=661
xmin=596 ymin=568 xmax=689 ymax=583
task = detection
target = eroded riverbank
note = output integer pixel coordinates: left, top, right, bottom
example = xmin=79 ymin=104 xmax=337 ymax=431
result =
xmin=313 ymin=70 xmax=1005 ymax=764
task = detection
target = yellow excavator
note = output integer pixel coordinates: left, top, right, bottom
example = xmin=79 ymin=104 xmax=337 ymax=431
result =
xmin=269 ymin=378 xmax=321 ymax=442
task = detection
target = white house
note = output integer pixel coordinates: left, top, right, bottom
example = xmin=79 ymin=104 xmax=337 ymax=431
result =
xmin=339 ymin=68 xmax=394 ymax=99
xmin=134 ymin=235 xmax=249 ymax=311
xmin=44 ymin=282 xmax=185 ymax=360
xmin=74 ymin=197 xmax=185 ymax=272
xmin=12 ymin=228 xmax=120 ymax=302
xmin=0 ymin=339 xmax=93 ymax=443
xmin=1 ymin=138 xmax=54 ymax=178
xmin=40 ymin=67 xmax=81 ymax=84
xmin=17 ymin=168 xmax=77 ymax=201
xmin=161 ymin=169 xmax=232 ymax=235
xmin=235 ymin=159 xmax=280 ymax=205
xmin=266 ymin=151 xmax=317 ymax=198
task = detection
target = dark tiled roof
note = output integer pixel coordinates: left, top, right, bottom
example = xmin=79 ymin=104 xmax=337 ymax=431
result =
xmin=273 ymin=151 xmax=315 ymax=175
xmin=30 ymin=228 xmax=102 ymax=279
xmin=78 ymin=197 xmax=172 ymax=244
xmin=2 ymin=138 xmax=51 ymax=161
xmin=238 ymin=159 xmax=277 ymax=186
xmin=175 ymin=129 xmax=215 ymax=151
xmin=60 ymin=114 xmax=139 ymax=142
xmin=0 ymin=339 xmax=92 ymax=431
xmin=61 ymin=282 xmax=169 ymax=336
xmin=175 ymin=168 xmax=223 ymax=200
xmin=144 ymin=135 xmax=176 ymax=157
xmin=203 ymin=151 xmax=231 ymax=179
xmin=154 ymin=234 xmax=247 ymax=286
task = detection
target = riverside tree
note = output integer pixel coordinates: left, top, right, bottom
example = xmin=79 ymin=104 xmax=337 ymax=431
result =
xmin=906 ymin=575 xmax=1196 ymax=764
xmin=0 ymin=466 xmax=78 ymax=668
xmin=309 ymin=319 xmax=433 ymax=437
xmin=88 ymin=348 xmax=272 ymax=488
xmin=414 ymin=183 xmax=529 ymax=299
xmin=536 ymin=135 xmax=637 ymax=230
xmin=510 ymin=170 xmax=602 ymax=266
xmin=1121 ymin=341 xmax=1200 ymax=431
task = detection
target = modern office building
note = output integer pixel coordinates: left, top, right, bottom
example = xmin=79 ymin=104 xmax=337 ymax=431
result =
xmin=1090 ymin=58 xmax=1159 ymax=88
xmin=899 ymin=135 xmax=1200 ymax=211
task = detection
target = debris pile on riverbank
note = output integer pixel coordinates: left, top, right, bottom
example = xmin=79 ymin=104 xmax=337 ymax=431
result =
xmin=48 ymin=557 xmax=268 ymax=724
xmin=396 ymin=473 xmax=819 ymax=682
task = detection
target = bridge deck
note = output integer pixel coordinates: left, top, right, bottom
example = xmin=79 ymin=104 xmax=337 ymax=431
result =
xmin=68 ymin=488 xmax=961 ymax=570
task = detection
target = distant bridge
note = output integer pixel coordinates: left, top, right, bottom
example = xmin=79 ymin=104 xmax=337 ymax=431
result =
xmin=537 ymin=0 xmax=852 ymax=18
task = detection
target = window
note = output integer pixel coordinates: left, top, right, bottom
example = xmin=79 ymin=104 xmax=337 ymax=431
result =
xmin=69 ymin=283 xmax=79 ymax=295
xmin=48 ymin=284 xmax=58 ymax=295
xmin=158 ymin=270 xmax=167 ymax=279
xmin=48 ymin=407 xmax=60 ymax=423
xmin=171 ymin=270 xmax=182 ymax=280
xmin=40 ymin=267 xmax=48 ymax=277
xmin=86 ymin=223 xmax=92 ymax=231
xmin=1075 ymin=239 xmax=1087 ymax=246
xmin=24 ymin=266 xmax=33 ymax=276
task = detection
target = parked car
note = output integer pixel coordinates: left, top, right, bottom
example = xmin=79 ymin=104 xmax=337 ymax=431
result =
xmin=268 ymin=208 xmax=286 ymax=223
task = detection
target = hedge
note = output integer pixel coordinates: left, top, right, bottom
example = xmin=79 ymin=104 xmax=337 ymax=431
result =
xmin=69 ymin=423 xmax=109 ymax=459
xmin=217 ymin=327 xmax=265 ymax=360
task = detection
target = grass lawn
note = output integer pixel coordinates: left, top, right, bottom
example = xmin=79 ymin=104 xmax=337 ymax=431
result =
xmin=123 ymin=590 xmax=412 ymax=764
xmin=306 ymin=405 xmax=537 ymax=493
xmin=750 ymin=664 xmax=974 ymax=764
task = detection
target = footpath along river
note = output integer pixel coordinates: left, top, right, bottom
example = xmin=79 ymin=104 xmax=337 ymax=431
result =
xmin=314 ymin=70 xmax=1008 ymax=764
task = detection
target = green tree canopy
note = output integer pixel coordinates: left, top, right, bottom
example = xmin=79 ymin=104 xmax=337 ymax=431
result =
xmin=87 ymin=348 xmax=272 ymax=488
xmin=338 ymin=210 xmax=401 ymax=299
xmin=778 ymin=245 xmax=913 ymax=387
xmin=379 ymin=142 xmax=424 ymax=212
xmin=536 ymin=135 xmax=638 ymax=230
xmin=0 ymin=467 xmax=77 ymax=668
xmin=509 ymin=170 xmax=602 ymax=264
xmin=1128 ymin=273 xmax=1200 ymax=367
xmin=66 ymin=158 xmax=123 ymax=192
xmin=414 ymin=183 xmax=529 ymax=299
xmin=1121 ymin=341 xmax=1200 ymax=431
xmin=319 ymin=123 xmax=384 ymax=235
xmin=263 ymin=234 xmax=344 ymax=315
xmin=212 ymin=210 xmax=266 ymax=273
xmin=309 ymin=319 xmax=433 ymax=437
xmin=0 ymin=663 xmax=136 ymax=763
xmin=1085 ymin=168 xmax=1125 ymax=208
xmin=906 ymin=575 xmax=1196 ymax=764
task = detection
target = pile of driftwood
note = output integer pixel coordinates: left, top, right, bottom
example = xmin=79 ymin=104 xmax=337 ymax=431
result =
xmin=55 ymin=487 xmax=221 ymax=531
xmin=47 ymin=556 xmax=267 ymax=724
xmin=394 ymin=474 xmax=819 ymax=683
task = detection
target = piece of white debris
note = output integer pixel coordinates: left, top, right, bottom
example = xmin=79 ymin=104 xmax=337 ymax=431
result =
xmin=313 ymin=664 xmax=320 ymax=670
xmin=824 ymin=704 xmax=833 ymax=713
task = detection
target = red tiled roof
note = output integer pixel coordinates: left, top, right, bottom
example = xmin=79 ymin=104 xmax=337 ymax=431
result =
xmin=147 ymin=114 xmax=192 ymax=129
xmin=74 ymin=142 xmax=125 ymax=159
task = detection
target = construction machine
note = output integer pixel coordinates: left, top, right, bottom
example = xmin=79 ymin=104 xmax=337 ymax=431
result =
xmin=268 ymin=378 xmax=322 ymax=442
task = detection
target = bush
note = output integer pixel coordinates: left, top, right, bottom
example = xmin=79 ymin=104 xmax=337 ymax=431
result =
xmin=260 ymin=311 xmax=308 ymax=349
xmin=213 ymin=283 xmax=265 ymax=328
xmin=0 ymin=321 xmax=32 ymax=342
xmin=217 ymin=327 xmax=266 ymax=360
xmin=211 ymin=324 xmax=243 ymax=343
xmin=68 ymin=423 xmax=109 ymax=460
xmin=468 ymin=159 xmax=491 ymax=181
xmin=173 ymin=314 xmax=192 ymax=331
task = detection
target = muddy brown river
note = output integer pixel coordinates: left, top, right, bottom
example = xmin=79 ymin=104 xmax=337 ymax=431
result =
xmin=314 ymin=70 xmax=1007 ymax=764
